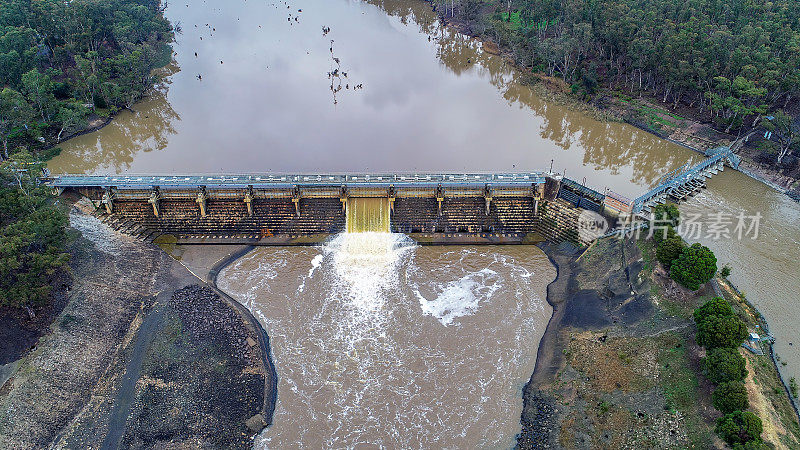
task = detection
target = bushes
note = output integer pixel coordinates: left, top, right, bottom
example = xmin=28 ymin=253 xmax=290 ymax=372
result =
xmin=652 ymin=222 xmax=677 ymax=245
xmin=652 ymin=203 xmax=680 ymax=228
xmin=693 ymin=297 xmax=733 ymax=323
xmin=656 ymin=234 xmax=684 ymax=269
xmin=704 ymin=348 xmax=747 ymax=384
xmin=712 ymin=381 xmax=750 ymax=414
xmin=648 ymin=205 xmax=717 ymax=290
xmin=0 ymin=152 xmax=71 ymax=316
xmin=696 ymin=311 xmax=748 ymax=349
xmin=694 ymin=298 xmax=762 ymax=446
xmin=670 ymin=243 xmax=717 ymax=290
xmin=715 ymin=411 xmax=763 ymax=447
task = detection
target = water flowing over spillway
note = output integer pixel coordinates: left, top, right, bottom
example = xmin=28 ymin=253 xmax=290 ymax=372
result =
xmin=219 ymin=224 xmax=555 ymax=447
xmin=346 ymin=198 xmax=391 ymax=234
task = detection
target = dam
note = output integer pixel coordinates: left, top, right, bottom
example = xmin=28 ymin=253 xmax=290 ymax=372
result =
xmin=45 ymin=148 xmax=738 ymax=246
xmin=46 ymin=172 xmax=628 ymax=246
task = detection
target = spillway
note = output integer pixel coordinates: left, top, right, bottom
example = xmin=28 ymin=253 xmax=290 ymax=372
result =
xmin=346 ymin=198 xmax=391 ymax=234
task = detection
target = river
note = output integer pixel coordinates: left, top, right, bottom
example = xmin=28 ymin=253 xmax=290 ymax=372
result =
xmin=48 ymin=0 xmax=800 ymax=444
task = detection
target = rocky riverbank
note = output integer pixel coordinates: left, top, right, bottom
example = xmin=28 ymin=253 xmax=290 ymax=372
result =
xmin=0 ymin=199 xmax=274 ymax=448
xmin=517 ymin=236 xmax=800 ymax=448
xmin=118 ymin=285 xmax=268 ymax=449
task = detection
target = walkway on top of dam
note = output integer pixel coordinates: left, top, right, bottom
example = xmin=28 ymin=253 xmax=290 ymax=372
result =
xmin=631 ymin=146 xmax=739 ymax=214
xmin=44 ymin=172 xmax=549 ymax=189
xmin=44 ymin=145 xmax=740 ymax=218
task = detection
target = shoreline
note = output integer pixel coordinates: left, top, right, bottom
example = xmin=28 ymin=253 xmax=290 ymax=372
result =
xmin=0 ymin=200 xmax=276 ymax=447
xmin=427 ymin=3 xmax=799 ymax=203
xmin=517 ymin=241 xmax=584 ymax=446
xmin=519 ymin=235 xmax=800 ymax=447
xmin=205 ymin=246 xmax=279 ymax=428
xmin=717 ymin=277 xmax=800 ymax=422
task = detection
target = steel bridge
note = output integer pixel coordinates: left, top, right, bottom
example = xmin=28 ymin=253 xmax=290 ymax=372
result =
xmin=631 ymin=146 xmax=738 ymax=214
xmin=44 ymin=144 xmax=738 ymax=222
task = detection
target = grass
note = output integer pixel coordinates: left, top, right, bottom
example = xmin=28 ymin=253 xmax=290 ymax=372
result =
xmin=656 ymin=332 xmax=714 ymax=447
xmin=546 ymin=233 xmax=798 ymax=448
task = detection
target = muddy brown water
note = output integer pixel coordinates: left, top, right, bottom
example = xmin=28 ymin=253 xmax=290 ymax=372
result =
xmin=218 ymin=237 xmax=555 ymax=448
xmin=49 ymin=0 xmax=800 ymax=443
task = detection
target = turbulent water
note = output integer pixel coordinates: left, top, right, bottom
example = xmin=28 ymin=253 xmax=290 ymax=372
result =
xmin=219 ymin=235 xmax=554 ymax=448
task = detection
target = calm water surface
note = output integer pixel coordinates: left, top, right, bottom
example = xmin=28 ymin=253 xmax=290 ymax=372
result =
xmin=49 ymin=0 xmax=800 ymax=439
xmin=49 ymin=0 xmax=699 ymax=198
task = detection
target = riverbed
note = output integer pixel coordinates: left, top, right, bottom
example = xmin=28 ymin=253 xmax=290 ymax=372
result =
xmin=48 ymin=0 xmax=800 ymax=441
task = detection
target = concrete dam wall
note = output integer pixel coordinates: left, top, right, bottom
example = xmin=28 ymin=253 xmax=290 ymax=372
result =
xmin=50 ymin=173 xmax=625 ymax=246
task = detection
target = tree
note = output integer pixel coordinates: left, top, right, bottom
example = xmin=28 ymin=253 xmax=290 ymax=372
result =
xmin=763 ymin=110 xmax=800 ymax=164
xmin=715 ymin=411 xmax=763 ymax=447
xmin=652 ymin=223 xmax=677 ymax=245
xmin=656 ymin=234 xmax=684 ymax=269
xmin=0 ymin=88 xmax=33 ymax=160
xmin=712 ymin=381 xmax=750 ymax=414
xmin=704 ymin=348 xmax=748 ymax=384
xmin=20 ymin=68 xmax=56 ymax=122
xmin=55 ymin=102 xmax=89 ymax=142
xmin=696 ymin=314 xmax=748 ymax=349
xmin=694 ymin=297 xmax=734 ymax=324
xmin=0 ymin=0 xmax=173 ymax=155
xmin=670 ymin=243 xmax=717 ymax=290
xmin=652 ymin=203 xmax=680 ymax=228
xmin=0 ymin=152 xmax=71 ymax=318
xmin=706 ymin=76 xmax=768 ymax=133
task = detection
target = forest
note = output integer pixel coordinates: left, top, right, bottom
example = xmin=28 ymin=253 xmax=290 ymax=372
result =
xmin=434 ymin=0 xmax=800 ymax=162
xmin=0 ymin=152 xmax=70 ymax=316
xmin=0 ymin=0 xmax=173 ymax=160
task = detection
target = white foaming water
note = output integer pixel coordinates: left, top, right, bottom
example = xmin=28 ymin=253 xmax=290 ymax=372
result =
xmin=218 ymin=237 xmax=555 ymax=448
xmin=68 ymin=199 xmax=132 ymax=255
xmin=415 ymin=267 xmax=500 ymax=326
xmin=323 ymin=232 xmax=415 ymax=312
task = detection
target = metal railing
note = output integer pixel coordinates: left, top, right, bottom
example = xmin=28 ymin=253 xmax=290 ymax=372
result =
xmin=44 ymin=172 xmax=549 ymax=189
xmin=632 ymin=147 xmax=735 ymax=213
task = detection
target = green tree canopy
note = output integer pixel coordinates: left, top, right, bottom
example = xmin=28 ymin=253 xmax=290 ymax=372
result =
xmin=0 ymin=151 xmax=71 ymax=317
xmin=436 ymin=0 xmax=800 ymax=137
xmin=712 ymin=381 xmax=750 ymax=414
xmin=763 ymin=110 xmax=800 ymax=165
xmin=670 ymin=243 xmax=717 ymax=290
xmin=0 ymin=0 xmax=173 ymax=158
xmin=656 ymin=234 xmax=684 ymax=269
xmin=694 ymin=297 xmax=734 ymax=324
xmin=715 ymin=411 xmax=763 ymax=447
xmin=652 ymin=203 xmax=680 ymax=229
xmin=696 ymin=313 xmax=748 ymax=349
xmin=704 ymin=347 xmax=748 ymax=385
